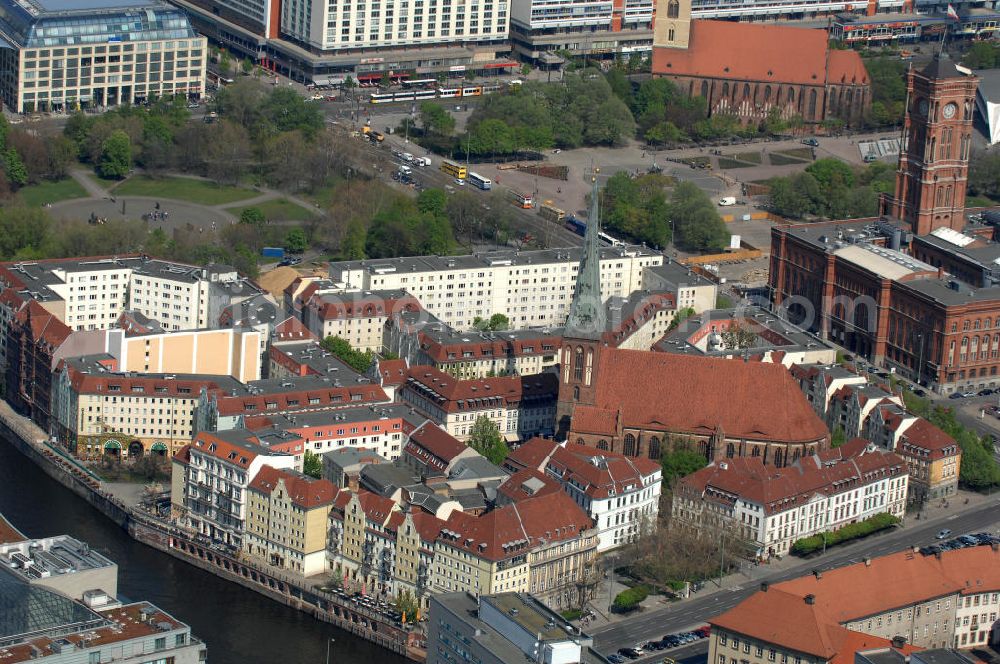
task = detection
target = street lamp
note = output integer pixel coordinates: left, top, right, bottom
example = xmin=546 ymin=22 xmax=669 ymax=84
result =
xmin=325 ymin=637 xmax=336 ymax=664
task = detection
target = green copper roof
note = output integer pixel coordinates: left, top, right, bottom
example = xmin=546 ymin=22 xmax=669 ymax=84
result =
xmin=564 ymin=177 xmax=606 ymax=340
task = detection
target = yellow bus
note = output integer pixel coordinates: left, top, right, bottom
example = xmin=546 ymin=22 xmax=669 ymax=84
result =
xmin=441 ymin=159 xmax=467 ymax=179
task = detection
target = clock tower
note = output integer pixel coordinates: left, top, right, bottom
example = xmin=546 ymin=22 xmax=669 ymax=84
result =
xmin=891 ymin=52 xmax=979 ymax=237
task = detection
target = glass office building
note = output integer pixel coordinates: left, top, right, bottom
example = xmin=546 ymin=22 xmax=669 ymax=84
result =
xmin=0 ymin=0 xmax=207 ymax=112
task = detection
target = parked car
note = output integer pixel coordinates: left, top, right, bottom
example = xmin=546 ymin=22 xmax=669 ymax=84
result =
xmin=607 ymin=655 xmax=626 ymax=664
xmin=802 ymin=138 xmax=819 ymax=146
xmin=912 ymin=388 xmax=927 ymax=397
xmin=619 ymin=647 xmax=643 ymax=659
xmin=937 ymin=529 xmax=953 ymax=539
xmin=949 ymin=392 xmax=965 ymax=400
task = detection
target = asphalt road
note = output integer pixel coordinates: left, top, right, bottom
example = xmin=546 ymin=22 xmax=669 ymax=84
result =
xmin=590 ymin=500 xmax=1000 ymax=656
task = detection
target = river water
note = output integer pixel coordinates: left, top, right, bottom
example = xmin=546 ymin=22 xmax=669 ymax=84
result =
xmin=0 ymin=438 xmax=409 ymax=664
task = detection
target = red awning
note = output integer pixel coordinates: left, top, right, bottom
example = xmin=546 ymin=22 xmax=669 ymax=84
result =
xmin=484 ymin=61 xmax=518 ymax=69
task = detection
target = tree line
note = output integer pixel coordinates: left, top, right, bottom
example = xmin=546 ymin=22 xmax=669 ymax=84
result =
xmin=766 ymin=158 xmax=895 ymax=220
xmin=601 ymin=172 xmax=730 ymax=251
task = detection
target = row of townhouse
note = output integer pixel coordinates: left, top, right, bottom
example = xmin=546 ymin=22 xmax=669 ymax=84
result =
xmin=710 ymin=544 xmax=1000 ymax=658
xmin=396 ymin=365 xmax=558 ymax=441
xmin=672 ymin=439 xmax=909 ymax=558
xmin=503 ymin=437 xmax=662 ymax=551
xmin=790 ymin=363 xmax=961 ymax=501
xmin=327 ymin=482 xmax=599 ymax=611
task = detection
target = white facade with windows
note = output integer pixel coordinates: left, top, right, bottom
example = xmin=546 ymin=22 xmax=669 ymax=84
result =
xmin=329 ymin=246 xmax=662 ymax=331
xmin=280 ymin=0 xmax=510 ymax=51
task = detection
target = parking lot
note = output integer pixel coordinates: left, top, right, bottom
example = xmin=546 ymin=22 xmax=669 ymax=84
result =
xmin=607 ymin=625 xmax=710 ymax=663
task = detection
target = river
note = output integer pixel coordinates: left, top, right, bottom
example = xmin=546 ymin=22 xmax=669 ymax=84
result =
xmin=0 ymin=438 xmax=410 ymax=664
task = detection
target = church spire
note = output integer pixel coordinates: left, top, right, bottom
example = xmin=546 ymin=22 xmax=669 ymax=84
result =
xmin=564 ymin=170 xmax=606 ymax=340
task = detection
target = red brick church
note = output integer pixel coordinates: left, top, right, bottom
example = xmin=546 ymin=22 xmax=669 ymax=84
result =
xmin=651 ymin=0 xmax=871 ymax=127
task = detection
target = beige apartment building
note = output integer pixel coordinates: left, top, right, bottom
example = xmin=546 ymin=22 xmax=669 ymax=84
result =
xmin=244 ymin=465 xmax=338 ymax=576
xmin=51 ymin=354 xmax=241 ymax=459
xmin=115 ymin=327 xmax=262 ymax=382
xmin=0 ymin=0 xmax=207 ymax=113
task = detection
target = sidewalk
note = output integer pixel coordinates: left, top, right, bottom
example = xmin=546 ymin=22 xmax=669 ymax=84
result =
xmin=580 ymin=488 xmax=996 ymax=633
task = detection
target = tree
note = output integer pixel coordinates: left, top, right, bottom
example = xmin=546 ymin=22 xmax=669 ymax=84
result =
xmin=661 ymin=442 xmax=707 ymax=485
xmin=969 ymin=152 xmax=1000 ymax=201
xmin=963 ymin=41 xmax=1000 ymax=69
xmin=670 ymin=181 xmax=729 ymax=251
xmin=303 ymin=450 xmax=323 ymax=479
xmin=97 ymin=130 xmax=131 ymax=179
xmin=3 ymin=149 xmax=27 ymax=187
xmin=720 ymin=322 xmax=757 ymax=350
xmin=417 ymin=188 xmax=448 ymax=216
xmin=320 ymin=335 xmax=373 ymax=373
xmin=284 ymin=227 xmax=308 ymax=254
xmin=467 ymin=415 xmax=509 ymax=466
xmin=241 ymin=58 xmax=254 ymax=76
xmin=473 ymin=313 xmax=510 ymax=331
xmin=831 ymin=426 xmax=847 ymax=448
xmin=395 ymin=589 xmax=419 ymax=620
xmin=419 ymin=102 xmax=456 ymax=137
xmin=240 ymin=207 xmax=266 ymax=228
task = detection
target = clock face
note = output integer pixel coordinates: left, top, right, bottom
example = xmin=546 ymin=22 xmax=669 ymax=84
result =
xmin=918 ymin=99 xmax=929 ymax=117
xmin=943 ymin=102 xmax=957 ymax=119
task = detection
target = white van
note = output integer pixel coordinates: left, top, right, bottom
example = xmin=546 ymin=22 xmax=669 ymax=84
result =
xmin=718 ymin=197 xmax=737 ymax=207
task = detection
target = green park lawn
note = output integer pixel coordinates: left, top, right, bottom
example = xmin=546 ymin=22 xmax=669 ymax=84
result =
xmin=113 ymin=176 xmax=256 ymax=206
xmin=226 ymin=198 xmax=316 ymax=222
xmin=18 ymin=178 xmax=88 ymax=207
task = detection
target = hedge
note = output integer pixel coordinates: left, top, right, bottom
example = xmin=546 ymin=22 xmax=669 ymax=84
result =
xmin=612 ymin=585 xmax=649 ymax=612
xmin=791 ymin=512 xmax=901 ymax=556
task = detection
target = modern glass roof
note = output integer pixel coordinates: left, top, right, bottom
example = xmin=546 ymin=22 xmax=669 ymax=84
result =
xmin=0 ymin=571 xmax=106 ymax=644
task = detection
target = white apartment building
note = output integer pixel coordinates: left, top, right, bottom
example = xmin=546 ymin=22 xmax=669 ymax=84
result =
xmin=0 ymin=0 xmax=207 ymax=114
xmin=954 ymin=588 xmax=1000 ymax=649
xmin=279 ymin=0 xmax=510 ymax=52
xmin=301 ymin=289 xmax=421 ymax=352
xmin=328 ymin=245 xmax=663 ymax=331
xmin=545 ymin=446 xmax=661 ymax=551
xmin=674 ymin=441 xmax=908 ymax=557
xmin=0 ymin=257 xmax=260 ymax=333
xmin=173 ymin=430 xmax=298 ymax=546
xmin=641 ymin=259 xmax=718 ymax=315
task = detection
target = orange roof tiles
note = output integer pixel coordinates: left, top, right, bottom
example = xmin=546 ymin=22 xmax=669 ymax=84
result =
xmin=504 ymin=437 xmax=561 ymax=472
xmin=249 ymin=465 xmax=338 ymax=509
xmin=497 ymin=468 xmax=563 ymax=502
xmin=377 ymin=359 xmax=408 ymax=386
xmin=404 ymin=421 xmax=468 ymax=469
xmin=652 ymin=20 xmax=867 ymax=88
xmin=897 ymin=418 xmax=960 ymax=461
xmin=575 ymin=349 xmax=828 ymax=445
xmin=0 ymin=513 xmax=25 ymax=544
xmin=273 ymin=316 xmax=318 ymax=342
xmin=403 ymin=366 xmax=558 ymax=414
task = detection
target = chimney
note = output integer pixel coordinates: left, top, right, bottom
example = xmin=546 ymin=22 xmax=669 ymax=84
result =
xmin=891 ymin=636 xmax=907 ymax=649
xmin=804 ymin=594 xmax=816 ymax=605
xmin=864 ymin=557 xmax=871 ymax=567
xmin=935 ymin=550 xmax=943 ymax=560
xmin=760 ymin=581 xmax=769 ymax=592
xmin=813 ymin=569 xmax=822 ymax=580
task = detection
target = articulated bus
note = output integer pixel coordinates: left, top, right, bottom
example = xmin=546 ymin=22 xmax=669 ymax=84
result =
xmin=467 ymin=172 xmax=492 ymax=190
xmin=402 ymin=78 xmax=438 ymax=88
xmin=510 ymin=190 xmax=534 ymax=209
xmin=441 ymin=160 xmax=467 ymax=179
xmin=599 ymin=231 xmax=626 ymax=247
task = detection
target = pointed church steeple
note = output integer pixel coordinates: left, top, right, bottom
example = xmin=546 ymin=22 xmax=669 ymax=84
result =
xmin=564 ymin=173 xmax=606 ymax=340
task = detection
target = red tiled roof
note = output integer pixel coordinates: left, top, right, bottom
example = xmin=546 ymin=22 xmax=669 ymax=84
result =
xmin=497 ymin=468 xmax=563 ymax=502
xmin=652 ymin=20 xmax=868 ymax=87
xmin=404 ymin=421 xmax=468 ymax=469
xmin=403 ymin=366 xmax=558 ymax=414
xmin=0 ymin=514 xmax=25 ymax=544
xmin=504 ymin=437 xmax=560 ymax=472
xmin=546 ymin=446 xmax=661 ymax=499
xmin=249 ymin=465 xmax=338 ymax=508
xmin=438 ymin=490 xmax=592 ymax=561
xmin=410 ymin=511 xmax=446 ymax=543
xmin=774 ymin=546 xmax=1000 ymax=625
xmin=377 ymin=359 xmax=408 ymax=386
xmin=896 ymin=417 xmax=959 ymax=461
xmin=307 ymin=292 xmax=421 ymax=321
xmin=190 ymin=432 xmax=260 ymax=468
xmin=419 ymin=332 xmax=562 ymax=364
xmin=213 ymin=384 xmax=388 ymax=416
xmin=603 ymin=292 xmax=676 ymax=346
xmin=172 ymin=444 xmax=192 ymax=465
xmin=573 ymin=349 xmax=828 ymax=444
xmin=679 ymin=445 xmax=906 ymax=515
xmin=273 ymin=316 xmax=318 ymax=342
xmin=357 ymin=489 xmax=397 ymax=524
xmin=17 ymin=300 xmax=71 ymax=349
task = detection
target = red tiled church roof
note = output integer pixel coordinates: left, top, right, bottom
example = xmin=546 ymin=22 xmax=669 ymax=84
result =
xmin=572 ymin=349 xmax=828 ymax=444
xmin=652 ymin=20 xmax=868 ymax=87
